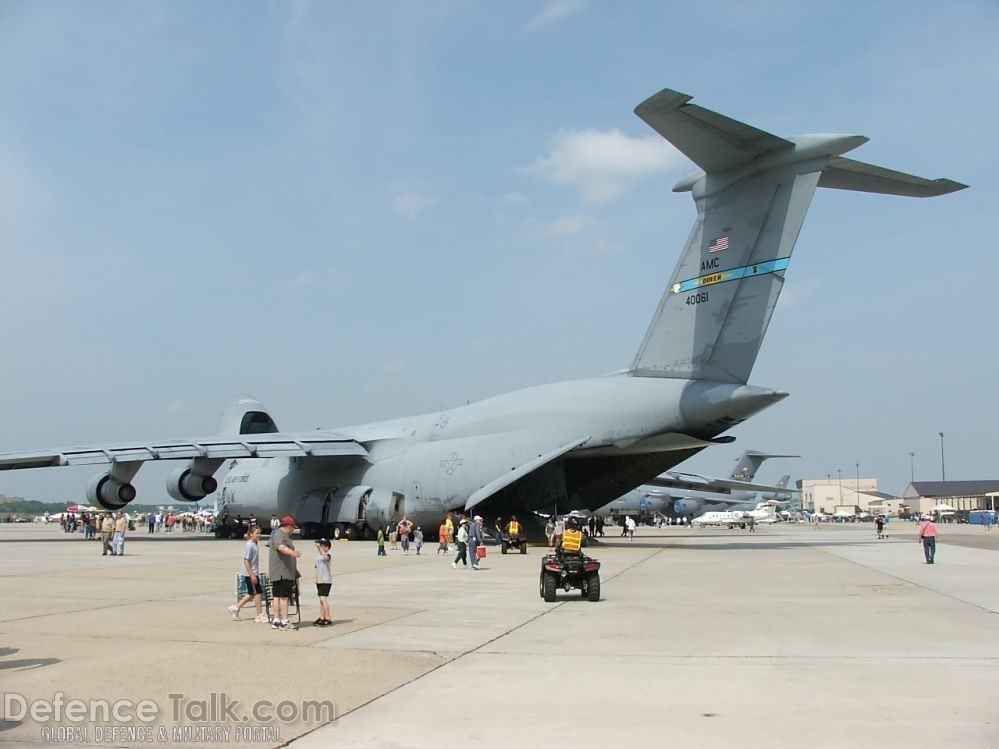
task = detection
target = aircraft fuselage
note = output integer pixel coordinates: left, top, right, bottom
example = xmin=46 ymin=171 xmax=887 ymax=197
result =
xmin=217 ymin=375 xmax=784 ymax=534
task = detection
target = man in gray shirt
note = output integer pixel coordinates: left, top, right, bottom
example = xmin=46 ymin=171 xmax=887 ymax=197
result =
xmin=268 ymin=516 xmax=302 ymax=631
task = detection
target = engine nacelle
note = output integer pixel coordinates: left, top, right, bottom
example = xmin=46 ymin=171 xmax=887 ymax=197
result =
xmin=167 ymin=466 xmax=219 ymax=502
xmin=87 ymin=472 xmax=137 ymax=511
xmin=672 ymin=498 xmax=703 ymax=516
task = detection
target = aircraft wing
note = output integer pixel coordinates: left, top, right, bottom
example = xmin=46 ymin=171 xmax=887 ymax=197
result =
xmin=0 ymin=431 xmax=369 ymax=471
xmin=645 ymin=471 xmax=798 ymax=495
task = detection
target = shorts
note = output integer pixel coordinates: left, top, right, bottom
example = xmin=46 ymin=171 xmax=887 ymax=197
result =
xmin=316 ymin=583 xmax=332 ymax=597
xmin=238 ymin=576 xmax=263 ymax=596
xmin=272 ymin=578 xmax=296 ymax=598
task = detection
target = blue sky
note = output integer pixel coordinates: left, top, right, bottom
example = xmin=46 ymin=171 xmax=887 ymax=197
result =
xmin=1 ymin=0 xmax=996 ymax=504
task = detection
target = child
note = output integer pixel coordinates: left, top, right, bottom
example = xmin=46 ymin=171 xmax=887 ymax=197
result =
xmin=229 ymin=526 xmax=268 ymax=622
xmin=314 ymin=538 xmax=333 ymax=626
xmin=437 ymin=521 xmax=449 ymax=554
xmin=377 ymin=526 xmax=387 ymax=556
xmin=414 ymin=526 xmax=424 ymax=555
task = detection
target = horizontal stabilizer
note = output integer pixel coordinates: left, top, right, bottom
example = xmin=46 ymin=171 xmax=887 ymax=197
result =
xmin=634 ymin=88 xmax=793 ymax=173
xmin=818 ymin=157 xmax=968 ymax=197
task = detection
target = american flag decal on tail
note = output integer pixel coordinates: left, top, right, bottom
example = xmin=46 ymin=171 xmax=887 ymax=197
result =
xmin=708 ymin=236 xmax=729 ymax=253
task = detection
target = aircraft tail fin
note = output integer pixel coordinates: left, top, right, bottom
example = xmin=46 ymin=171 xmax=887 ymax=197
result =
xmin=729 ymin=450 xmax=798 ymax=481
xmin=629 ymin=87 xmax=966 ymax=384
xmin=758 ymin=501 xmax=778 ymax=520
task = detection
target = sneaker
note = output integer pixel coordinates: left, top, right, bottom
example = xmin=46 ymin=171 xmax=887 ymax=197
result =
xmin=254 ymin=614 xmax=269 ymax=623
xmin=271 ymin=620 xmax=283 ymax=630
xmin=451 ymin=562 xmax=457 ymax=569
xmin=228 ymin=605 xmax=240 ymax=620
xmin=313 ymin=618 xmax=325 ymax=626
xmin=279 ymin=622 xmax=298 ymax=631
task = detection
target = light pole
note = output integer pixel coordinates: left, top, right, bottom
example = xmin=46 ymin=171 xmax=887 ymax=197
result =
xmin=837 ymin=469 xmax=843 ymax=505
xmin=855 ymin=463 xmax=860 ymax=507
xmin=939 ymin=432 xmax=946 ymax=481
xmin=909 ymin=452 xmax=915 ymax=483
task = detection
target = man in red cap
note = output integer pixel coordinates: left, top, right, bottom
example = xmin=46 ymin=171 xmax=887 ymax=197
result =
xmin=268 ymin=515 xmax=302 ymax=630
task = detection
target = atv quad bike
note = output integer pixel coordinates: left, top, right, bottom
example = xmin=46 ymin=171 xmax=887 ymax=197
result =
xmin=500 ymin=530 xmax=528 ymax=554
xmin=539 ymin=552 xmax=600 ymax=602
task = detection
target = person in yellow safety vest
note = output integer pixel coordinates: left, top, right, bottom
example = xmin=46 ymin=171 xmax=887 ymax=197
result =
xmin=559 ymin=517 xmax=584 ymax=555
xmin=506 ymin=516 xmax=521 ymax=538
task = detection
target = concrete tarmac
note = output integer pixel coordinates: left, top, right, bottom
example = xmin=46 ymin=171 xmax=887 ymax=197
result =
xmin=0 ymin=521 xmax=996 ymax=748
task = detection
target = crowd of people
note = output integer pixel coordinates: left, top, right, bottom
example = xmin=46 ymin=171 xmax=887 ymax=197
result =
xmin=49 ymin=509 xmax=213 ymax=536
xmin=37 ymin=508 xmax=217 ymax=558
xmin=229 ymin=510 xmax=618 ymax=631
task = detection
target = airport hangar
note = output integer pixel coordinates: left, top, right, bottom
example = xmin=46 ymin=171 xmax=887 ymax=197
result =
xmin=798 ymin=479 xmax=999 ymax=516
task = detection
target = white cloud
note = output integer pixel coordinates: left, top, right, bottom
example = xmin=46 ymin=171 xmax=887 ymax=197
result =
xmin=776 ymin=278 xmax=817 ymax=308
xmin=283 ymin=270 xmax=315 ymax=289
xmin=537 ymin=214 xmax=621 ymax=255
xmin=528 ymin=128 xmax=683 ymax=202
xmin=562 ymin=238 xmax=622 ymax=256
xmin=543 ymin=214 xmax=592 ymax=238
xmin=380 ymin=357 xmax=411 ymax=375
xmin=525 ymin=0 xmax=586 ymax=31
xmin=500 ymin=191 xmax=529 ymax=205
xmin=392 ymin=190 xmax=437 ymax=220
xmin=163 ymin=400 xmax=197 ymax=415
xmin=465 ymin=337 xmax=491 ymax=352
xmin=0 ymin=140 xmax=51 ymax=240
xmin=277 ymin=268 xmax=344 ymax=290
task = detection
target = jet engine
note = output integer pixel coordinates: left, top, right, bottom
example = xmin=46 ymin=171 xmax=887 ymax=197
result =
xmin=672 ymin=498 xmax=703 ymax=516
xmin=167 ymin=465 xmax=219 ymax=502
xmin=86 ymin=472 xmax=137 ymax=511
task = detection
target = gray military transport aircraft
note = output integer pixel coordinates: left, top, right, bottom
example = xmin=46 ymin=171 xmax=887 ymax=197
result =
xmin=0 ymin=87 xmax=966 ymax=540
xmin=594 ymin=450 xmax=797 ymax=520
